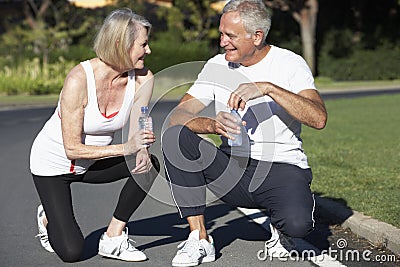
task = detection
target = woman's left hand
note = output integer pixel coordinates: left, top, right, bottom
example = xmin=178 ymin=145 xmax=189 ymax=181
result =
xmin=131 ymin=149 xmax=153 ymax=174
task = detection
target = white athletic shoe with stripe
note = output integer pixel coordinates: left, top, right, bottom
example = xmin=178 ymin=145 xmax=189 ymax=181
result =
xmin=35 ymin=204 xmax=54 ymax=253
xmin=98 ymin=227 xmax=147 ymax=262
xmin=172 ymin=229 xmax=216 ymax=267
xmin=265 ymin=224 xmax=295 ymax=257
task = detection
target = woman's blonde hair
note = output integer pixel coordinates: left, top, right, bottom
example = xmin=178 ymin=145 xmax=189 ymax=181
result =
xmin=94 ymin=8 xmax=152 ymax=70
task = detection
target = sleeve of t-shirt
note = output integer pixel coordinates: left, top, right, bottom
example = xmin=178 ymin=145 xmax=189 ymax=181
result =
xmin=288 ymin=56 xmax=316 ymax=94
xmin=186 ymin=60 xmax=216 ymax=106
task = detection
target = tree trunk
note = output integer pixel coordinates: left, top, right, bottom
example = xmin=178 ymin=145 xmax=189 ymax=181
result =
xmin=292 ymin=0 xmax=318 ymax=75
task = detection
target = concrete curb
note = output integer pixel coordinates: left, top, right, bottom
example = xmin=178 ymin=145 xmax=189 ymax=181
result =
xmin=315 ymin=195 xmax=400 ymax=256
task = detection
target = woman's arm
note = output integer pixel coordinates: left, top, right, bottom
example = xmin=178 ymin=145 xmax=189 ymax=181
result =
xmin=60 ymin=65 xmax=145 ymax=161
xmin=129 ymin=67 xmax=154 ymax=139
xmin=129 ymin=68 xmax=156 ymax=174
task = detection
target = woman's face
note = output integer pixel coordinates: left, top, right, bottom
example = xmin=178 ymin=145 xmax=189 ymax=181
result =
xmin=129 ymin=26 xmax=151 ymax=69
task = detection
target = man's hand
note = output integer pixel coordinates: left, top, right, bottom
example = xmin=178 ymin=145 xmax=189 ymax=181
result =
xmin=227 ymin=82 xmax=266 ymax=110
xmin=214 ymin=111 xmax=245 ymax=140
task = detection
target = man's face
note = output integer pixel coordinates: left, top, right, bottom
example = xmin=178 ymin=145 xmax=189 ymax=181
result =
xmin=219 ymin=11 xmax=256 ymax=66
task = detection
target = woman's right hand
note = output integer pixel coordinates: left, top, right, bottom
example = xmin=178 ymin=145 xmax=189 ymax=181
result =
xmin=123 ymin=129 xmax=155 ymax=155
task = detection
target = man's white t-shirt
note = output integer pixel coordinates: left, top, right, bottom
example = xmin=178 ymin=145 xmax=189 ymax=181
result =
xmin=187 ymin=46 xmax=316 ymax=169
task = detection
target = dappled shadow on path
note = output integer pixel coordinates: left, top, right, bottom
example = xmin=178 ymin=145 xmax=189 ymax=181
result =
xmin=82 ymin=194 xmax=353 ymax=261
xmin=82 ymin=203 xmax=266 ymax=261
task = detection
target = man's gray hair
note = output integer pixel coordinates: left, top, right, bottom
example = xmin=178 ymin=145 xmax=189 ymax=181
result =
xmin=223 ymin=0 xmax=271 ymax=44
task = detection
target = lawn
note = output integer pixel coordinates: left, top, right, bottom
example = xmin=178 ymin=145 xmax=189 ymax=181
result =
xmin=303 ymin=94 xmax=400 ymax=227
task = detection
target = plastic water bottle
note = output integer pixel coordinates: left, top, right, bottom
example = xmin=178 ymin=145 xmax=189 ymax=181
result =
xmin=228 ymin=109 xmax=242 ymax=146
xmin=138 ymin=106 xmax=153 ymax=132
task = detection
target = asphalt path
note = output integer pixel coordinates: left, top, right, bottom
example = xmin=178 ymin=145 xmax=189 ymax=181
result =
xmin=1 ymin=89 xmax=399 ymax=266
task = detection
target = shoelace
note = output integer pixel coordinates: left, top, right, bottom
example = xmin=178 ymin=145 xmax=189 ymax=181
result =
xmin=265 ymin=236 xmax=280 ymax=249
xmin=35 ymin=232 xmax=50 ymax=244
xmin=119 ymin=237 xmax=138 ymax=252
xmin=177 ymin=239 xmax=205 ymax=257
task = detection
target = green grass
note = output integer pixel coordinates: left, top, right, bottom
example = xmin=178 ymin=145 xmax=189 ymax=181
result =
xmin=303 ymin=94 xmax=400 ymax=227
xmin=315 ymin=78 xmax=400 ymax=91
xmin=0 ymin=94 xmax=59 ymax=109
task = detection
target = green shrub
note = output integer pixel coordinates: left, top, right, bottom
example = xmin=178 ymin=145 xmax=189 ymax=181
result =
xmin=49 ymin=45 xmax=95 ymax=63
xmin=0 ymin=38 xmax=216 ymax=96
xmin=318 ymin=39 xmax=400 ymax=80
xmin=0 ymin=57 xmax=74 ymax=95
xmin=146 ymin=34 xmax=217 ymax=74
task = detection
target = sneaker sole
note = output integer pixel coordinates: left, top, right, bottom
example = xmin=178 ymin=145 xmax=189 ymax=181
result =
xmin=42 ymin=245 xmax=55 ymax=253
xmin=172 ymin=255 xmax=216 ymax=267
xmin=98 ymin=251 xmax=147 ymax=262
xmin=172 ymin=262 xmax=200 ymax=267
xmin=201 ymin=254 xmax=216 ymax=263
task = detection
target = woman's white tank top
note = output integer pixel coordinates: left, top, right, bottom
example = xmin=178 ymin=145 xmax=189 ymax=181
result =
xmin=30 ymin=60 xmax=135 ymax=176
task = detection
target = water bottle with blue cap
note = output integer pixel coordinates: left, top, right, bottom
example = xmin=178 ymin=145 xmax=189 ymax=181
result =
xmin=228 ymin=109 xmax=242 ymax=146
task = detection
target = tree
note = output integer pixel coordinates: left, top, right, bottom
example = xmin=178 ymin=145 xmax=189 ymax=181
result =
xmin=264 ymin=0 xmax=318 ymax=75
xmin=157 ymin=0 xmax=219 ymax=42
xmin=1 ymin=0 xmax=93 ymax=66
xmin=23 ymin=0 xmax=60 ymax=65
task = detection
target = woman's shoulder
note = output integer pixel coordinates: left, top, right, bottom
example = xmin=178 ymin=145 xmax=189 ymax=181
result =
xmin=65 ymin=63 xmax=87 ymax=85
xmin=134 ymin=67 xmax=153 ymax=85
xmin=61 ymin=63 xmax=88 ymax=102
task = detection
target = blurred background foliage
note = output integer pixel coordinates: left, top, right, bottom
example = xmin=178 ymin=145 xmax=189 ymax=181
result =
xmin=0 ymin=0 xmax=399 ymax=95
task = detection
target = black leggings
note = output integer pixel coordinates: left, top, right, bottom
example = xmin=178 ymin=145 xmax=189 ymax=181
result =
xmin=32 ymin=155 xmax=159 ymax=263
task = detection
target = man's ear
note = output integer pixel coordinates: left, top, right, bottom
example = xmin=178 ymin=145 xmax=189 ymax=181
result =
xmin=253 ymin=30 xmax=264 ymax=46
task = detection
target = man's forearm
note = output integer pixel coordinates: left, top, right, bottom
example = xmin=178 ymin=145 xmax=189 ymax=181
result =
xmin=258 ymin=82 xmax=327 ymax=129
xmin=169 ymin=109 xmax=215 ymax=134
xmin=184 ymin=117 xmax=216 ymax=134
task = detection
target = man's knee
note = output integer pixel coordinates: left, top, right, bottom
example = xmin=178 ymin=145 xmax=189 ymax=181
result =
xmin=162 ymin=125 xmax=200 ymax=160
xmin=162 ymin=125 xmax=194 ymax=148
xmin=162 ymin=125 xmax=187 ymax=143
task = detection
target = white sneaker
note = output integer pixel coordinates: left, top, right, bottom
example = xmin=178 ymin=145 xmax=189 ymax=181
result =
xmin=172 ymin=229 xmax=215 ymax=267
xmin=98 ymin=227 xmax=147 ymax=262
xmin=35 ymin=204 xmax=54 ymax=253
xmin=265 ymin=224 xmax=295 ymax=258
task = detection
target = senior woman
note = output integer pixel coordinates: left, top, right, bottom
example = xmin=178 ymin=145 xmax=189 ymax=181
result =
xmin=30 ymin=8 xmax=159 ymax=263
